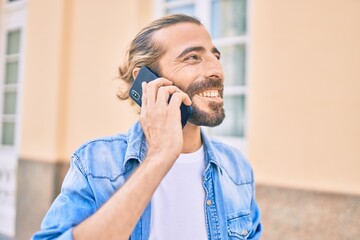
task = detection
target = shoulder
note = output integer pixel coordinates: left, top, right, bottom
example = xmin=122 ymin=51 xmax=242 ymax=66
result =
xmin=210 ymin=138 xmax=254 ymax=184
xmin=71 ymin=134 xmax=129 ymax=179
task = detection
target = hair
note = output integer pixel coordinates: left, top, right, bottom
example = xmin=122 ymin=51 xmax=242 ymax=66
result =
xmin=117 ymin=14 xmax=202 ymax=100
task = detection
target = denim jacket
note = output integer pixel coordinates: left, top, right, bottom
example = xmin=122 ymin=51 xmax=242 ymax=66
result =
xmin=33 ymin=121 xmax=262 ymax=240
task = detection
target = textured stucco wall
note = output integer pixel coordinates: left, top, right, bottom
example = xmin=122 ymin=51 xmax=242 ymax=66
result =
xmin=249 ymin=0 xmax=360 ymax=195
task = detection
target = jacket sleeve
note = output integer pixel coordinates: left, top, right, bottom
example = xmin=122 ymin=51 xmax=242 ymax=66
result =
xmin=248 ymin=181 xmax=262 ymax=239
xmin=32 ymin=155 xmax=97 ymax=240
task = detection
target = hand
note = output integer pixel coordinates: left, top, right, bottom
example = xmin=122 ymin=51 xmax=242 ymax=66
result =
xmin=139 ymin=78 xmax=192 ymax=162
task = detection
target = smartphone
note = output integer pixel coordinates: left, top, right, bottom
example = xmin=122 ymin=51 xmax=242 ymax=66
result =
xmin=129 ymin=66 xmax=192 ymax=128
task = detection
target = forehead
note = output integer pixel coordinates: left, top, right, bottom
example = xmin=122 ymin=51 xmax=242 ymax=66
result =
xmin=152 ymin=23 xmax=214 ymax=56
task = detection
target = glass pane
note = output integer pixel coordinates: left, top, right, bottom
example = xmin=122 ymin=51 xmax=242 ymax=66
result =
xmin=219 ymin=44 xmax=246 ymax=86
xmin=3 ymin=91 xmax=17 ymax=115
xmin=210 ymin=95 xmax=246 ymax=137
xmin=2 ymin=122 xmax=15 ymax=146
xmin=166 ymin=5 xmax=195 ymax=16
xmin=5 ymin=61 xmax=18 ymax=84
xmin=6 ymin=29 xmax=21 ymax=55
xmin=211 ymin=0 xmax=247 ymax=38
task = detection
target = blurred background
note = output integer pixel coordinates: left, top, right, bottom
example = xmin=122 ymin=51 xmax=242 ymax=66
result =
xmin=0 ymin=0 xmax=359 ymax=239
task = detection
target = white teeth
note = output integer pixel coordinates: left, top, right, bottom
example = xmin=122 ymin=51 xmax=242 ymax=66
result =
xmin=198 ymin=90 xmax=219 ymax=98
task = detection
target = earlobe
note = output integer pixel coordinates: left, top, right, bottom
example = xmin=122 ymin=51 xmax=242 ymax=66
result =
xmin=132 ymin=67 xmax=141 ymax=79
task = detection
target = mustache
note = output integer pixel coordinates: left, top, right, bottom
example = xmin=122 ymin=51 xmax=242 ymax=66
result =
xmin=185 ymin=77 xmax=224 ymax=98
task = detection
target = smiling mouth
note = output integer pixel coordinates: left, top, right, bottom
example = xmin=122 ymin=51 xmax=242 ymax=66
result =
xmin=197 ymin=89 xmax=222 ymax=98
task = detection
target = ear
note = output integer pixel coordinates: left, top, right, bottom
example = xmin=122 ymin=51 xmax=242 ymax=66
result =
xmin=132 ymin=67 xmax=141 ymax=79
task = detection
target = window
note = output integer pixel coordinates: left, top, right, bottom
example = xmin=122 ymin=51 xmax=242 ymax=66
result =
xmin=155 ymin=0 xmax=250 ymax=152
xmin=0 ymin=0 xmax=26 ymax=236
xmin=2 ymin=29 xmax=21 ymax=146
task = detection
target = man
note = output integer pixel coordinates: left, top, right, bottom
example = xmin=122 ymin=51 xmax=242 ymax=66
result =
xmin=33 ymin=14 xmax=262 ymax=240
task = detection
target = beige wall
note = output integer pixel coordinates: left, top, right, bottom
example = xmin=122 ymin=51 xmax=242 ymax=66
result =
xmin=249 ymin=0 xmax=360 ymax=194
xmin=21 ymin=0 xmax=66 ymax=163
xmin=20 ymin=0 xmax=152 ymax=163
xmin=62 ymin=0 xmax=152 ymax=160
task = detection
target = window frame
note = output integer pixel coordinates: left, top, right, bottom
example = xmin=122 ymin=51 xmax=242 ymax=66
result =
xmin=0 ymin=0 xmax=26 ymax=237
xmin=2 ymin=28 xmax=21 ymax=147
xmin=0 ymin=1 xmax=25 ymax=150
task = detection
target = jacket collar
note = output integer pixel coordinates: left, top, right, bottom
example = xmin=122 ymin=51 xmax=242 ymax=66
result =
xmin=200 ymin=129 xmax=221 ymax=168
xmin=123 ymin=121 xmax=222 ymax=172
xmin=123 ymin=121 xmax=147 ymax=169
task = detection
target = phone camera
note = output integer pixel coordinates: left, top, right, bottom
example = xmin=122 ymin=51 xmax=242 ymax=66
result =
xmin=131 ymin=90 xmax=140 ymax=100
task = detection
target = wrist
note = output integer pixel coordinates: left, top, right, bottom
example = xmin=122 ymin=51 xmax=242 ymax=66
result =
xmin=145 ymin=148 xmax=179 ymax=168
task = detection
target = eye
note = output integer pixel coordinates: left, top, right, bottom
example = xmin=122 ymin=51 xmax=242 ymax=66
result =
xmin=185 ymin=54 xmax=200 ymax=61
xmin=214 ymin=53 xmax=221 ymax=60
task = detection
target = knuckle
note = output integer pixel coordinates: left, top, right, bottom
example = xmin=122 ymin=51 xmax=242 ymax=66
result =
xmin=158 ymin=86 xmax=176 ymax=97
xmin=146 ymin=81 xmax=157 ymax=90
xmin=158 ymin=86 xmax=167 ymax=94
xmin=172 ymin=92 xmax=182 ymax=98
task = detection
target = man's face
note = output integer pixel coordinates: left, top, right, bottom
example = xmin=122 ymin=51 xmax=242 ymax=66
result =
xmin=154 ymin=23 xmax=225 ymax=127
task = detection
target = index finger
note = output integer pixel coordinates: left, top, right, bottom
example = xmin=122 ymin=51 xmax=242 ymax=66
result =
xmin=146 ymin=78 xmax=173 ymax=105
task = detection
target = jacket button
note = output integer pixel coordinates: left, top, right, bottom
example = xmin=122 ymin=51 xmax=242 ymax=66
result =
xmin=241 ymin=229 xmax=247 ymax=236
xmin=206 ymin=200 xmax=212 ymax=206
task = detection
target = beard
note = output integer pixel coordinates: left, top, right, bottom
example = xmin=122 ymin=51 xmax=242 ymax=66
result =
xmin=184 ymin=77 xmax=225 ymax=127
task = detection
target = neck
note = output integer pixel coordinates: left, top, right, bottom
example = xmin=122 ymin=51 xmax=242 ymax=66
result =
xmin=181 ymin=122 xmax=202 ymax=153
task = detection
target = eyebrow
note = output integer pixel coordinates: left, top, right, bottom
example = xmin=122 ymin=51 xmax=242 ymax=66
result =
xmin=176 ymin=46 xmax=221 ymax=59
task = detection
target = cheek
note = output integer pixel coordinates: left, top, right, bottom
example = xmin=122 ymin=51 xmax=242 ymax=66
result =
xmin=172 ymin=72 xmax=200 ymax=92
xmin=158 ymin=59 xmax=201 ymax=91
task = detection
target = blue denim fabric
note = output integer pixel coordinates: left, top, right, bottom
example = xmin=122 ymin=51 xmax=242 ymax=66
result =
xmin=33 ymin=121 xmax=262 ymax=240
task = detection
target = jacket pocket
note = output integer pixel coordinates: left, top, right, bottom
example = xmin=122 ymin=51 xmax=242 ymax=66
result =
xmin=227 ymin=210 xmax=252 ymax=239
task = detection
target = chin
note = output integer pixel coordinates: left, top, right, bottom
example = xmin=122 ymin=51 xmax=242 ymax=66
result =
xmin=189 ymin=106 xmax=225 ymax=127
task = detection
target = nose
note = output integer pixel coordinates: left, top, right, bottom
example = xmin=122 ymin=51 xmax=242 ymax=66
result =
xmin=204 ymin=54 xmax=223 ymax=80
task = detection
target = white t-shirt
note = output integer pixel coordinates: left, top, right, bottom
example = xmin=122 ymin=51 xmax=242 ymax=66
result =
xmin=149 ymin=145 xmax=207 ymax=240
